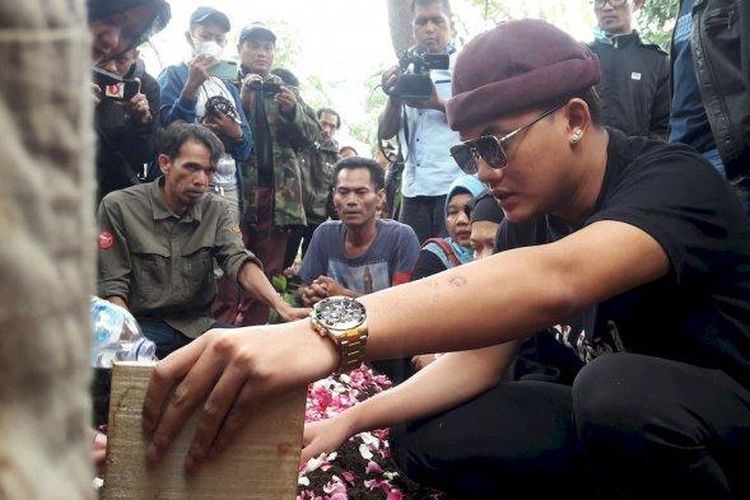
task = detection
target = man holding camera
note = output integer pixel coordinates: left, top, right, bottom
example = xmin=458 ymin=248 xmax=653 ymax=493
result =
xmin=158 ymin=7 xmax=252 ymax=223
xmin=88 ymin=0 xmax=169 ymax=203
xmin=234 ymin=23 xmax=320 ymax=325
xmin=379 ymin=0 xmax=463 ymax=244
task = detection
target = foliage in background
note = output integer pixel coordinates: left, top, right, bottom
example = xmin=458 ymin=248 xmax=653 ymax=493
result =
xmin=639 ymin=0 xmax=679 ymax=49
xmin=299 ymin=66 xmax=391 ymax=151
xmin=473 ymin=0 xmax=591 ymax=23
xmin=471 ymin=0 xmax=679 ymax=49
xmin=256 ymin=19 xmax=301 ymax=77
xmin=352 ymin=66 xmax=391 ymax=151
xmin=468 ymin=0 xmax=597 ymax=39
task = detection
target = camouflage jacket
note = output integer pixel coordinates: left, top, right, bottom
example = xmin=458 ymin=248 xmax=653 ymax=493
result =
xmin=299 ymin=124 xmax=340 ymax=225
xmin=233 ymin=73 xmax=320 ymax=228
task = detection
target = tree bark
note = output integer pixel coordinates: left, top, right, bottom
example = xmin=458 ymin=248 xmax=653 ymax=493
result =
xmin=386 ymin=0 xmax=415 ymax=56
xmin=0 ymin=0 xmax=95 ymax=498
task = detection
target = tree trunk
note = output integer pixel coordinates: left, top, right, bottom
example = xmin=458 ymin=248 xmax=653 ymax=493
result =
xmin=386 ymin=0 xmax=415 ymax=56
xmin=0 ymin=0 xmax=95 ymax=498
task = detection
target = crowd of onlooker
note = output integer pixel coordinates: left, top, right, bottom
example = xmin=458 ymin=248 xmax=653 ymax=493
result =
xmin=94 ymin=5 xmax=359 ymax=356
xmin=89 ymin=0 xmax=750 ymax=497
xmin=95 ymin=0 xmax=750 ymax=360
xmin=95 ymin=0 xmax=478 ymax=359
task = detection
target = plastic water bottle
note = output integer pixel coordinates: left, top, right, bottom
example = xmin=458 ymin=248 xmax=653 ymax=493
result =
xmin=116 ymin=336 xmax=157 ymax=363
xmin=90 ymin=296 xmax=157 ymax=368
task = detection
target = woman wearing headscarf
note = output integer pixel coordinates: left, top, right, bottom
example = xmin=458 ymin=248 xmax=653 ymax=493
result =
xmin=411 ymin=174 xmax=485 ymax=280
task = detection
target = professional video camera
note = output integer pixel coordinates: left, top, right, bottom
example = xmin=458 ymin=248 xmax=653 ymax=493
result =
xmin=388 ymin=45 xmax=450 ymax=100
xmin=247 ymin=80 xmax=282 ymax=95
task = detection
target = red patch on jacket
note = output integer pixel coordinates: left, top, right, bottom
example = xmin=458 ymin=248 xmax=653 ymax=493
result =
xmin=97 ymin=231 xmax=114 ymax=250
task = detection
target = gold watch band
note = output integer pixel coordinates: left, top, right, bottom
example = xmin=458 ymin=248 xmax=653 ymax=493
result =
xmin=337 ymin=327 xmax=369 ymax=373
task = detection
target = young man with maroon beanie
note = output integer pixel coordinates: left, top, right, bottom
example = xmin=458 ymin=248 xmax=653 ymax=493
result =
xmin=142 ymin=20 xmax=750 ymax=500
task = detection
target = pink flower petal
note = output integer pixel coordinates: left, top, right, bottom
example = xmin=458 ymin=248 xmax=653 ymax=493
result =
xmin=365 ymin=460 xmax=383 ymax=475
xmin=373 ymin=428 xmax=389 ymax=441
xmin=364 ymin=479 xmax=384 ymax=490
xmin=323 ymin=480 xmax=346 ymax=495
xmin=386 ymin=489 xmax=404 ymax=500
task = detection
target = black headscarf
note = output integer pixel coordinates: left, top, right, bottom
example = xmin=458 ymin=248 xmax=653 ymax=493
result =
xmin=465 ymin=190 xmax=505 ymax=224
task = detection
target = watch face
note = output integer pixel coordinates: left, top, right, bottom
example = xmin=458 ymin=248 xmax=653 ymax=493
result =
xmin=313 ymin=297 xmax=366 ymax=331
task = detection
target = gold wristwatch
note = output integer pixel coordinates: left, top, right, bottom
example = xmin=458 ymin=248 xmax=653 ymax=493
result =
xmin=310 ymin=296 xmax=368 ymax=373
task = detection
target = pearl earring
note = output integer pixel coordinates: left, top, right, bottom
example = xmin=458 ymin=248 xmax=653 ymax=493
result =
xmin=571 ymin=129 xmax=583 ymax=143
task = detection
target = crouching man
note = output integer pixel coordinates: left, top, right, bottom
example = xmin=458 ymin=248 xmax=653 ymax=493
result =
xmin=97 ymin=122 xmax=308 ymax=358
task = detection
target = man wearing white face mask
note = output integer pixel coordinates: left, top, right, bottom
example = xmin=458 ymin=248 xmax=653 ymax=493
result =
xmin=157 ymin=6 xmax=254 ymax=323
xmin=158 ymin=7 xmax=252 ymax=220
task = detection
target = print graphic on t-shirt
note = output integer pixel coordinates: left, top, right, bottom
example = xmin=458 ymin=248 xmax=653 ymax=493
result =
xmin=327 ymin=260 xmax=390 ymax=294
xmin=550 ymin=318 xmax=626 ymax=364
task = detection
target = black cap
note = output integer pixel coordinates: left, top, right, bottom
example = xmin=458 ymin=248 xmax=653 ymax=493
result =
xmin=190 ymin=6 xmax=230 ymax=32
xmin=239 ymin=22 xmax=277 ymax=44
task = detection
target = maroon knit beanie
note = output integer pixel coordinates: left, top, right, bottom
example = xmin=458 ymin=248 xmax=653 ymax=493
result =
xmin=446 ymin=19 xmax=600 ymax=131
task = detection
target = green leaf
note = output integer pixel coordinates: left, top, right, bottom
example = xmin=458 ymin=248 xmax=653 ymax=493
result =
xmin=272 ymin=273 xmax=288 ymax=293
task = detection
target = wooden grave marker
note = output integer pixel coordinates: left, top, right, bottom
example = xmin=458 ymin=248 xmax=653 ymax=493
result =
xmin=103 ymin=362 xmax=306 ymax=499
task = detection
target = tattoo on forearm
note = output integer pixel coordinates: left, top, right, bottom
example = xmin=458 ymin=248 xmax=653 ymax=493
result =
xmin=448 ymin=276 xmax=467 ymax=288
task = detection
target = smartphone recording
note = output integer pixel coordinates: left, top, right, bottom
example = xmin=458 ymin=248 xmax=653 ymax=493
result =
xmin=92 ymin=67 xmax=141 ymax=101
xmin=209 ymin=60 xmax=239 ymax=80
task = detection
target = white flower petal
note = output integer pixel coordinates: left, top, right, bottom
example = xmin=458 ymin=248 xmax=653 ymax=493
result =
xmin=359 ymin=443 xmax=374 ymax=460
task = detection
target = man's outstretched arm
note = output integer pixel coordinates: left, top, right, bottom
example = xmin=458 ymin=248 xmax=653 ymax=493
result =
xmin=142 ymin=220 xmax=669 ymax=472
xmin=237 ymin=261 xmax=310 ymax=322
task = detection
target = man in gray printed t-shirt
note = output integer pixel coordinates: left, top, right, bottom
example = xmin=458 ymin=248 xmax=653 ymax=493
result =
xmin=299 ymin=157 xmax=420 ymax=306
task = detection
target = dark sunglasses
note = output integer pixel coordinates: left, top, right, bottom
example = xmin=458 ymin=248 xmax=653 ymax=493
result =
xmin=593 ymin=0 xmax=627 ymax=7
xmin=449 ymin=104 xmax=564 ymax=174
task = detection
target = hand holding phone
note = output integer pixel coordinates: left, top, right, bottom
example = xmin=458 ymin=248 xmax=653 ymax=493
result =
xmin=92 ymin=66 xmax=141 ymax=102
xmin=104 ymin=79 xmax=141 ymax=101
xmin=185 ymin=54 xmax=216 ymax=92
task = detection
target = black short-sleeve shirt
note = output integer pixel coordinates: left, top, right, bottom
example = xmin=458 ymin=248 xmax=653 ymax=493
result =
xmin=496 ymin=128 xmax=750 ymax=388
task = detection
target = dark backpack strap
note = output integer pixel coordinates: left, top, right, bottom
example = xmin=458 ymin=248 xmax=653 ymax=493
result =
xmin=422 ymin=238 xmax=461 ymax=268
